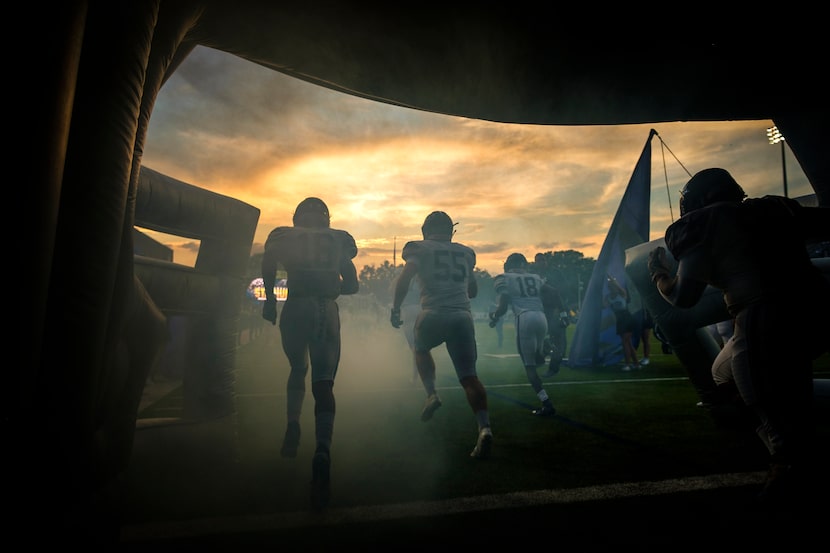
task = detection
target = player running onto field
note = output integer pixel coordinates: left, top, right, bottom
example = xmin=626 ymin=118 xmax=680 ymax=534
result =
xmin=490 ymin=253 xmax=557 ymax=416
xmin=391 ymin=211 xmax=493 ymax=459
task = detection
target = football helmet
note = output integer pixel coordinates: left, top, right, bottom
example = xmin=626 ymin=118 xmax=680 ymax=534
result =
xmin=504 ymin=252 xmax=528 ymax=272
xmin=293 ymin=197 xmax=330 ymax=228
xmin=679 ymin=168 xmax=746 ymax=216
xmin=421 ymin=211 xmax=456 ymax=240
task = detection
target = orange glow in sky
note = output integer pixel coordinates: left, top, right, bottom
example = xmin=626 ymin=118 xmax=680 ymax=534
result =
xmin=142 ymin=47 xmax=810 ymax=276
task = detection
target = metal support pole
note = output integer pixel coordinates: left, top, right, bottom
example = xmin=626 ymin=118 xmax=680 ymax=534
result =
xmin=767 ymin=125 xmax=788 ymax=197
xmin=780 ymin=140 xmax=788 ymax=198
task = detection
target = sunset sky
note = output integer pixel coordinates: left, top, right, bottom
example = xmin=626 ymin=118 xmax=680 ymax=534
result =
xmin=141 ymin=46 xmax=811 ymax=276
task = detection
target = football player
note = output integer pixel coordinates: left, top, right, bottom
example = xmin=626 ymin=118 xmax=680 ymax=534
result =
xmin=261 ymin=197 xmax=359 ymax=511
xmin=490 ymin=253 xmax=557 ymax=416
xmin=390 ymin=211 xmax=493 ymax=459
xmin=648 ymin=168 xmax=830 ymax=502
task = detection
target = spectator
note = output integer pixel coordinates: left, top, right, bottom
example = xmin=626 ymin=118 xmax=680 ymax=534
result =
xmin=648 ymin=167 xmax=830 ymax=502
xmin=391 ymin=211 xmax=493 ymax=459
xmin=261 ymin=197 xmax=360 ymax=511
xmin=605 ymin=274 xmax=640 ymax=371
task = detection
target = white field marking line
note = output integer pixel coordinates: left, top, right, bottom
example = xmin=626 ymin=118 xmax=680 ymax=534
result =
xmin=484 ymin=377 xmax=689 ymax=391
xmin=120 ymin=471 xmax=765 ymax=541
xmin=233 ymin=376 xmax=692 ymax=398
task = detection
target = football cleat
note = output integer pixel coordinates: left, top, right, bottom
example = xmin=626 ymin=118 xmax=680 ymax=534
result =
xmin=421 ymin=394 xmax=443 ymax=421
xmin=310 ymin=450 xmax=331 ymax=511
xmin=544 ymin=358 xmax=560 ymax=377
xmin=532 ymin=405 xmax=556 ymax=417
xmin=470 ymin=427 xmax=493 ymax=459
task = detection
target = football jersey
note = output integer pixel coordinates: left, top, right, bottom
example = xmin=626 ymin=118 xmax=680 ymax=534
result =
xmin=263 ymin=226 xmax=357 ymax=299
xmin=494 ymin=270 xmax=545 ymax=316
xmin=401 ymin=239 xmax=476 ymax=312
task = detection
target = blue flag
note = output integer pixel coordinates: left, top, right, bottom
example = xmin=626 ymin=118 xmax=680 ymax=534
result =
xmin=568 ymin=130 xmax=654 ymax=368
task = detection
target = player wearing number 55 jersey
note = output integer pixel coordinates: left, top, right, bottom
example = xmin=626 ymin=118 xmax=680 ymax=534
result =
xmin=390 ymin=211 xmax=493 ymax=459
xmin=490 ymin=253 xmax=557 ymax=416
xmin=261 ymin=197 xmax=359 ymax=511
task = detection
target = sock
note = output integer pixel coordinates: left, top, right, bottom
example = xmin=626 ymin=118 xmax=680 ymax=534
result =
xmin=423 ymin=377 xmax=437 ymax=397
xmin=286 ymin=388 xmax=305 ymax=421
xmin=475 ymin=410 xmax=490 ymax=431
xmin=315 ymin=411 xmax=334 ymax=453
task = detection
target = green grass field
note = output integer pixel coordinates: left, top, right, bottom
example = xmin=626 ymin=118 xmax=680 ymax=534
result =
xmin=122 ymin=317 xmax=830 ymax=547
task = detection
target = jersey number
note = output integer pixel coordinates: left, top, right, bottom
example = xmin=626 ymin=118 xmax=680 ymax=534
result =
xmin=433 ymin=250 xmax=467 ymax=282
xmin=516 ymin=276 xmax=539 ymax=297
xmin=297 ymin=232 xmax=338 ymax=269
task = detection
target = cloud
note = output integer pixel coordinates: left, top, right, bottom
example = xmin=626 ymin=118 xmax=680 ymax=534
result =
xmin=144 ymin=46 xmax=810 ymax=276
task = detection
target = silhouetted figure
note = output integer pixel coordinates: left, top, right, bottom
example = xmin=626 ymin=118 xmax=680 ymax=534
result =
xmin=648 ymin=168 xmax=830 ymax=503
xmin=605 ymin=274 xmax=640 ymax=371
xmin=261 ymin=197 xmax=359 ymax=511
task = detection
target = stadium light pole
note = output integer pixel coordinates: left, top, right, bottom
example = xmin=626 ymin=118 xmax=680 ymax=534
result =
xmin=766 ymin=125 xmax=788 ymax=197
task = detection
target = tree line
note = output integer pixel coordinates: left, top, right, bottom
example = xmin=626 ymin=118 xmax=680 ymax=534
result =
xmin=246 ymin=249 xmax=597 ymax=316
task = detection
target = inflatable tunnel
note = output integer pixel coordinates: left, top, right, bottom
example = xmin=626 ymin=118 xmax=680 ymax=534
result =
xmin=134 ymin=166 xmax=260 ymax=421
xmin=625 ymin=239 xmax=730 ymax=405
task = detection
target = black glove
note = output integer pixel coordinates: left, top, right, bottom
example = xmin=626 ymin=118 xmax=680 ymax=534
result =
xmin=488 ymin=312 xmax=500 ymax=328
xmin=390 ymin=307 xmax=403 ymax=329
xmin=559 ymin=311 xmax=570 ymax=327
xmin=648 ymin=246 xmax=672 ymax=284
xmin=262 ymin=298 xmax=277 ymax=325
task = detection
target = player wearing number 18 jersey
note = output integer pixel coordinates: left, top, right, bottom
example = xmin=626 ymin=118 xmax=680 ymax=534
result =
xmin=261 ymin=197 xmax=359 ymax=511
xmin=490 ymin=253 xmax=557 ymax=416
xmin=390 ymin=211 xmax=493 ymax=459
